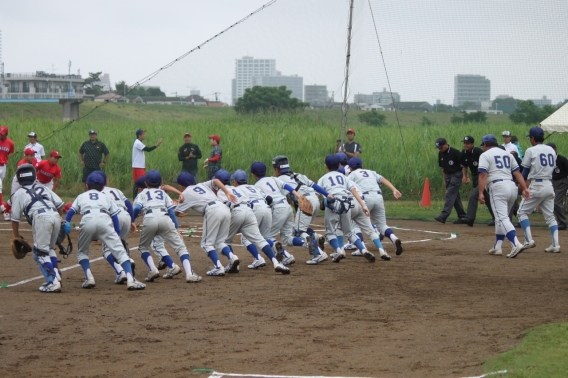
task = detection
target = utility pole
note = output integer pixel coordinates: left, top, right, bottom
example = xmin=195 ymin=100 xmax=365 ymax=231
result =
xmin=68 ymin=60 xmax=73 ymax=98
xmin=340 ymin=0 xmax=355 ymax=143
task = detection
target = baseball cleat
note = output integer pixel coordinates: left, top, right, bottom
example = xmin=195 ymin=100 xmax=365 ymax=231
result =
xmin=144 ymin=269 xmax=160 ymax=282
xmin=343 ymin=243 xmax=357 ymax=250
xmin=507 ymin=243 xmax=525 ymax=258
xmin=306 ymin=251 xmax=328 ymax=265
xmin=274 ymin=262 xmax=291 ymax=275
xmin=82 ymin=277 xmax=96 ymax=289
xmin=488 ymin=248 xmax=502 ymax=256
xmin=282 ymin=254 xmax=295 ymax=266
xmin=331 ymin=249 xmax=346 ymax=263
xmin=248 ymin=258 xmax=267 ymax=269
xmin=351 ymin=250 xmax=363 ymax=256
xmin=127 ymin=279 xmax=146 ymax=290
xmin=544 ymin=245 xmax=561 ymax=253
xmin=362 ymin=249 xmax=376 ymax=262
xmin=114 ymin=271 xmax=127 ymax=284
xmin=434 ymin=216 xmax=446 ymax=224
xmin=524 ymin=240 xmax=536 ymax=250
xmin=39 ymin=281 xmax=61 ymax=293
xmin=206 ymin=266 xmax=225 ymax=276
xmin=274 ymin=241 xmax=284 ymax=262
xmin=225 ymin=255 xmax=240 ymax=273
xmin=394 ymin=239 xmax=403 ymax=255
xmin=186 ymin=273 xmax=203 ymax=282
xmin=378 ymin=249 xmax=391 ymax=261
xmin=163 ymin=263 xmax=181 ymax=279
xmin=157 ymin=259 xmax=167 ymax=270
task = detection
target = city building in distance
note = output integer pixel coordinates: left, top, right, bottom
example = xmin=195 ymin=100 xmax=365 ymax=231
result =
xmin=453 ymin=74 xmax=490 ymax=106
xmin=304 ymin=85 xmax=328 ymax=108
xmin=355 ymin=88 xmax=400 ymax=110
xmin=532 ymin=95 xmax=552 ymax=107
xmin=1 ymin=71 xmax=84 ymax=102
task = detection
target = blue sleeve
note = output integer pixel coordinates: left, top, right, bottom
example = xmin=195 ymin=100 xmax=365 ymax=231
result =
xmin=168 ymin=208 xmax=179 ymax=229
xmin=124 ymin=199 xmax=134 ymax=218
xmin=132 ymin=204 xmax=142 ymax=222
xmin=65 ymin=208 xmax=76 ymax=222
xmin=283 ymin=184 xmax=295 ymax=193
xmin=311 ymin=184 xmax=329 ymax=196
xmin=522 ymin=167 xmax=530 ymax=181
xmin=111 ymin=214 xmax=121 ymax=235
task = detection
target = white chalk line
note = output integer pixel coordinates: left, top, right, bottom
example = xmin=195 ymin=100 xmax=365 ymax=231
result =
xmin=208 ymin=369 xmax=507 ymax=378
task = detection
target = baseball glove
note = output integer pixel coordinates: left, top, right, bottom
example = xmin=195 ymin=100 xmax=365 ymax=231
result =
xmin=56 ymin=223 xmax=73 ymax=258
xmin=297 ymin=195 xmax=313 ymax=216
xmin=12 ymin=237 xmax=32 ymax=259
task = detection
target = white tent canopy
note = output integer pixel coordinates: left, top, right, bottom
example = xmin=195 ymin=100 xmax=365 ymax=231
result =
xmin=541 ymin=102 xmax=568 ymax=134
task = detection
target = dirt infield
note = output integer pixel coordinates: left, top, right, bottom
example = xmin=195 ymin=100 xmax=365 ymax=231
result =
xmin=0 ymin=217 xmax=566 ymax=378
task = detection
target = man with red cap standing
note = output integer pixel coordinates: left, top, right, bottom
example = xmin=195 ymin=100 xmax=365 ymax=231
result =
xmin=36 ymin=151 xmax=63 ymax=192
xmin=335 ymin=128 xmax=362 ymax=159
xmin=203 ymin=134 xmax=222 ymax=179
xmin=0 ymin=126 xmax=15 ymax=219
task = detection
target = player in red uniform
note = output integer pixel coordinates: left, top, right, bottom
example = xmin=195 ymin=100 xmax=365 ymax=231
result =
xmin=0 ymin=125 xmax=15 ymax=218
xmin=36 ymin=150 xmax=63 ymax=192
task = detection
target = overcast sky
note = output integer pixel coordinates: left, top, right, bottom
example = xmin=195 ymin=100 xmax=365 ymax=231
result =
xmin=2 ymin=0 xmax=567 ymax=105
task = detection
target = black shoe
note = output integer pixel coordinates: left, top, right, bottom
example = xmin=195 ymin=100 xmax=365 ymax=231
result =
xmin=453 ymin=218 xmax=466 ymax=224
xmin=434 ymin=216 xmax=446 ymax=224
xmin=463 ymin=217 xmax=474 ymax=227
xmin=487 ymin=220 xmax=495 ymax=226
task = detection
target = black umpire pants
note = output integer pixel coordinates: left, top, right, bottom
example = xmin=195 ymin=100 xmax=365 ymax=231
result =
xmin=439 ymin=171 xmax=466 ymax=221
xmin=552 ymin=177 xmax=568 ymax=228
xmin=466 ymin=176 xmax=494 ymax=222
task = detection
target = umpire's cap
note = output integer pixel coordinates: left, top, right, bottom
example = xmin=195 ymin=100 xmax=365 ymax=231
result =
xmin=231 ymin=169 xmax=248 ymax=185
xmin=272 ymin=155 xmax=290 ymax=173
xmin=16 ymin=164 xmax=36 ymax=186
xmin=86 ymin=172 xmax=105 ymax=186
xmin=348 ymin=157 xmax=363 ymax=169
xmin=250 ymin=162 xmax=267 ymax=177
xmin=214 ymin=170 xmax=231 ymax=185
xmin=462 ymin=136 xmax=475 ymax=144
xmin=175 ymin=172 xmax=196 ymax=187
xmin=145 ymin=170 xmax=162 ymax=187
xmin=435 ymin=138 xmax=447 ymax=149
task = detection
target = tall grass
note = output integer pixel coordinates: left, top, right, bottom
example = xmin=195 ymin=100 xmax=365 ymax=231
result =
xmin=1 ymin=103 xmax=565 ymax=199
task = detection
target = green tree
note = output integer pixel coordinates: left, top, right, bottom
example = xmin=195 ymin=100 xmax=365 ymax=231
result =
xmin=510 ymin=100 xmax=555 ymax=124
xmin=358 ymin=109 xmax=387 ymax=126
xmin=234 ymin=86 xmax=307 ymax=114
xmin=146 ymin=87 xmax=166 ymax=97
xmin=83 ymin=72 xmax=103 ymax=96
xmin=115 ymin=80 xmax=128 ymax=96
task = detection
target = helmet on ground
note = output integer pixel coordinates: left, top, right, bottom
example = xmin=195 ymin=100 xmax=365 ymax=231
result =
xmin=16 ymin=164 xmax=36 ymax=185
xmin=214 ymin=169 xmax=231 ymax=185
xmin=272 ymin=155 xmax=290 ymax=173
xmin=231 ymin=169 xmax=248 ymax=184
xmin=145 ymin=170 xmax=162 ymax=187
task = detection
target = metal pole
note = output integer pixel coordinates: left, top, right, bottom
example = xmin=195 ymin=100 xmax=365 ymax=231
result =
xmin=340 ymin=0 xmax=355 ymax=144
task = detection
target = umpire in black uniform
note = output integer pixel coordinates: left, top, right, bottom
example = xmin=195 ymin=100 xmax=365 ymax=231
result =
xmin=434 ymin=137 xmax=466 ymax=224
xmin=548 ymin=142 xmax=568 ymax=230
xmin=453 ymin=136 xmax=494 ymax=226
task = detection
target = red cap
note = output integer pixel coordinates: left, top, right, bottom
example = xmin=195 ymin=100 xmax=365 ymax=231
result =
xmin=64 ymin=202 xmax=73 ymax=213
xmin=50 ymin=150 xmax=62 ymax=158
xmin=24 ymin=148 xmax=36 ymax=156
xmin=208 ymin=134 xmax=220 ymax=143
xmin=347 ymin=128 xmax=355 ymax=135
xmin=0 ymin=126 xmax=8 ymax=135
xmin=184 ymin=132 xmax=191 ymax=137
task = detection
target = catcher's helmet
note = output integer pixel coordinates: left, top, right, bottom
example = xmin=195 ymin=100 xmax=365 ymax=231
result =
xmin=175 ymin=172 xmax=196 ymax=187
xmin=86 ymin=172 xmax=105 ymax=186
xmin=231 ymin=169 xmax=248 ymax=185
xmin=145 ymin=170 xmax=162 ymax=187
xmin=16 ymin=164 xmax=36 ymax=185
xmin=250 ymin=161 xmax=267 ymax=176
xmin=272 ymin=155 xmax=290 ymax=173
xmin=348 ymin=157 xmax=363 ymax=169
xmin=214 ymin=169 xmax=231 ymax=185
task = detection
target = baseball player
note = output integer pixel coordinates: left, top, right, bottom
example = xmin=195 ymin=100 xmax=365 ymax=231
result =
xmin=65 ymin=172 xmax=145 ymax=290
xmin=0 ymin=125 xmax=15 ymax=217
xmin=477 ymin=134 xmax=529 ymax=258
xmin=24 ymin=132 xmax=45 ymax=161
xmin=174 ymin=172 xmax=239 ymax=276
xmin=272 ymin=155 xmax=329 ymax=264
xmin=250 ymin=161 xmax=309 ymax=266
xmin=36 ymin=151 xmax=63 ymax=192
xmin=348 ymin=157 xmax=403 ymax=256
xmin=215 ymin=170 xmax=290 ymax=274
xmin=3 ymin=148 xmax=38 ymax=221
xmin=132 ymin=170 xmax=202 ymax=283
xmin=336 ymin=152 xmax=351 ymax=176
xmin=317 ymin=154 xmax=376 ymax=263
xmin=11 ymin=164 xmax=64 ymax=292
xmin=517 ymin=127 xmax=561 ymax=253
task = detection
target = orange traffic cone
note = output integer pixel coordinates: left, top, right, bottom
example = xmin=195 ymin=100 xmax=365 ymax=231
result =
xmin=420 ymin=178 xmax=431 ymax=208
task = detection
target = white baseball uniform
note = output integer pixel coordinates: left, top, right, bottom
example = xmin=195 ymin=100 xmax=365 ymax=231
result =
xmin=255 ymin=176 xmax=296 ymax=245
xmin=277 ymin=172 xmax=321 ymax=238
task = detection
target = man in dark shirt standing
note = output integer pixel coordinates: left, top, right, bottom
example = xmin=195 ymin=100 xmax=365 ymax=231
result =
xmin=203 ymin=134 xmax=222 ymax=179
xmin=548 ymin=142 xmax=568 ymax=230
xmin=79 ymin=130 xmax=109 ymax=183
xmin=435 ymin=137 xmax=466 ymax=224
xmin=177 ymin=133 xmax=202 ymax=182
xmin=335 ymin=128 xmax=362 ymax=158
xmin=453 ymin=136 xmax=494 ymax=226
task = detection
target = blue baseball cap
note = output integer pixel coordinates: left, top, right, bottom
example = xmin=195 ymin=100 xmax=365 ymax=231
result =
xmin=86 ymin=172 xmax=105 ymax=186
xmin=348 ymin=157 xmax=363 ymax=169
xmin=526 ymin=126 xmax=544 ymax=137
xmin=480 ymin=134 xmax=498 ymax=145
xmin=135 ymin=175 xmax=147 ymax=189
xmin=95 ymin=170 xmax=107 ymax=185
xmin=214 ymin=169 xmax=231 ymax=185
xmin=325 ymin=154 xmax=340 ymax=168
xmin=231 ymin=169 xmax=248 ymax=184
xmin=136 ymin=129 xmax=145 ymax=137
xmin=335 ymin=152 xmax=348 ymax=165
xmin=174 ymin=172 xmax=196 ymax=187
xmin=145 ymin=170 xmax=162 ymax=186
xmin=338 ymin=166 xmax=345 ymax=174
xmin=250 ymin=161 xmax=267 ymax=176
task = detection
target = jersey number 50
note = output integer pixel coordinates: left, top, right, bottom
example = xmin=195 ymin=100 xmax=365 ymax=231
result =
xmin=494 ymin=155 xmax=511 ymax=169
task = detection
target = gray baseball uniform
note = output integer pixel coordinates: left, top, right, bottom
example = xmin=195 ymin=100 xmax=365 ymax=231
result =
xmin=255 ymin=176 xmax=295 ymax=245
xmin=348 ymin=169 xmax=390 ymax=234
xmin=277 ymin=173 xmax=321 ymax=238
xmin=239 ymin=184 xmax=272 ymax=247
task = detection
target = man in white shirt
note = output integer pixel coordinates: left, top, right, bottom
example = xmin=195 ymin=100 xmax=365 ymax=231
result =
xmin=131 ymin=129 xmax=162 ymax=199
xmin=24 ymin=132 xmax=45 ymax=161
xmin=502 ymin=130 xmax=519 ymax=155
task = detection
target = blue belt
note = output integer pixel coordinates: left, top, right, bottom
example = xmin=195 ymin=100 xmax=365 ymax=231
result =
xmin=534 ymin=179 xmax=550 ymax=182
xmin=83 ymin=209 xmax=109 ymax=215
xmin=207 ymin=201 xmax=218 ymax=206
xmin=37 ymin=208 xmax=56 ymax=214
xmin=491 ymin=179 xmax=513 ymax=184
xmin=146 ymin=209 xmax=166 ymax=214
xmin=363 ymin=191 xmax=381 ymax=195
xmin=233 ymin=203 xmax=250 ymax=208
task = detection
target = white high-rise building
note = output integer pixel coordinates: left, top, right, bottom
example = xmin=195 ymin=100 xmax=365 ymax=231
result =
xmin=453 ymin=74 xmax=491 ymax=106
xmin=232 ymin=56 xmax=276 ymax=105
